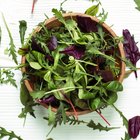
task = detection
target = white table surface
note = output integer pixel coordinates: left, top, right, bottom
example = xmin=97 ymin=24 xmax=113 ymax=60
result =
xmin=0 ymin=0 xmax=140 ymax=140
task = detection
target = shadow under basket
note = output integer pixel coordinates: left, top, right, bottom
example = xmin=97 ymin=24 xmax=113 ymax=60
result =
xmin=21 ymin=13 xmax=126 ymax=116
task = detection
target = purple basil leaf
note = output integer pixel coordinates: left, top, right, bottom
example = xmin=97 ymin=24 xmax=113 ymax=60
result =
xmin=60 ymin=45 xmax=85 ymax=60
xmin=128 ymin=116 xmax=140 ymax=139
xmin=76 ymin=16 xmax=98 ymax=33
xmin=31 ymin=37 xmax=45 ymax=54
xmin=40 ymin=96 xmax=55 ymax=104
xmin=98 ymin=70 xmax=114 ymax=82
xmin=47 ymin=36 xmax=57 ymax=51
xmin=123 ymin=29 xmax=140 ymax=78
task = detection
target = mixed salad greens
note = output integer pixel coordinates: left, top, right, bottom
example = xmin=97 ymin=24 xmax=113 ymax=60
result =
xmin=1 ymin=0 xmax=140 ymax=140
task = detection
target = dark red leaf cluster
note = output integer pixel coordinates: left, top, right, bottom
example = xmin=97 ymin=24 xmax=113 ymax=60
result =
xmin=123 ymin=29 xmax=140 ymax=78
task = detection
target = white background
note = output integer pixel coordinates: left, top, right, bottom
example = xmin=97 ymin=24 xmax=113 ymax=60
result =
xmin=0 ymin=0 xmax=140 ymax=140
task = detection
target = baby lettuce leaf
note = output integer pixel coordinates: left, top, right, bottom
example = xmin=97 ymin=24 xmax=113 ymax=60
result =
xmin=2 ymin=14 xmax=18 ymax=64
xmin=0 ymin=127 xmax=23 ymax=140
xmin=19 ymin=20 xmax=27 ymax=45
xmin=128 ymin=116 xmax=140 ymax=139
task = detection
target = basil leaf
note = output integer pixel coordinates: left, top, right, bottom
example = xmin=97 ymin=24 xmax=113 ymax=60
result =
xmin=19 ymin=20 xmax=27 ymax=45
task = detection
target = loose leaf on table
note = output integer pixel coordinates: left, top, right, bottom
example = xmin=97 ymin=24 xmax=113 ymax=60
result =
xmin=19 ymin=20 xmax=27 ymax=45
xmin=2 ymin=13 xmax=18 ymax=64
xmin=134 ymin=0 xmax=140 ymax=11
xmin=87 ymin=120 xmax=118 ymax=131
xmin=112 ymin=105 xmax=128 ymax=130
xmin=0 ymin=26 xmax=1 ymax=44
xmin=0 ymin=127 xmax=23 ymax=140
xmin=123 ymin=29 xmax=140 ymax=78
xmin=121 ymin=132 xmax=131 ymax=140
xmin=18 ymin=82 xmax=36 ymax=119
xmin=128 ymin=116 xmax=140 ymax=139
xmin=85 ymin=3 xmax=99 ymax=16
xmin=0 ymin=69 xmax=17 ymax=88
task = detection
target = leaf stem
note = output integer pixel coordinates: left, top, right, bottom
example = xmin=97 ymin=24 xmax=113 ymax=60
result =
xmin=96 ymin=110 xmax=110 ymax=126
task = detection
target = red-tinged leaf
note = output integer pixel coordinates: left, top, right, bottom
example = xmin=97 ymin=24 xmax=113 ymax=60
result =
xmin=128 ymin=116 xmax=140 ymax=139
xmin=76 ymin=16 xmax=98 ymax=33
xmin=123 ymin=29 xmax=140 ymax=78
xmin=47 ymin=36 xmax=58 ymax=51
xmin=60 ymin=45 xmax=85 ymax=59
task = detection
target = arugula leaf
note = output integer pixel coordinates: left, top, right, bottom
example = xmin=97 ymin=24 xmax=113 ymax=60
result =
xmin=85 ymin=3 xmax=99 ymax=16
xmin=0 ymin=69 xmax=17 ymax=88
xmin=112 ymin=105 xmax=128 ymax=130
xmin=19 ymin=20 xmax=27 ymax=45
xmin=134 ymin=0 xmax=140 ymax=11
xmin=2 ymin=13 xmax=18 ymax=64
xmin=0 ymin=26 xmax=2 ymax=44
xmin=87 ymin=120 xmax=119 ymax=131
xmin=0 ymin=127 xmax=23 ymax=140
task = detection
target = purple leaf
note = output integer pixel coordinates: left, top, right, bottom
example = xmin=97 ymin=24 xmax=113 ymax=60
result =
xmin=45 ymin=54 xmax=54 ymax=63
xmin=31 ymin=37 xmax=45 ymax=54
xmin=76 ymin=16 xmax=98 ymax=33
xmin=60 ymin=45 xmax=85 ymax=60
xmin=128 ymin=116 xmax=140 ymax=139
xmin=47 ymin=36 xmax=57 ymax=51
xmin=123 ymin=29 xmax=140 ymax=78
xmin=98 ymin=70 xmax=114 ymax=82
xmin=40 ymin=96 xmax=55 ymax=104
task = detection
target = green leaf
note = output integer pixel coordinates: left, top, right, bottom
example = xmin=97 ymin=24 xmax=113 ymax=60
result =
xmin=20 ymin=82 xmax=31 ymax=106
xmin=87 ymin=120 xmax=119 ymax=131
xmin=52 ymin=8 xmax=66 ymax=25
xmin=0 ymin=69 xmax=17 ymax=88
xmin=85 ymin=4 xmax=99 ymax=16
xmin=18 ymin=81 xmax=36 ymax=119
xmin=0 ymin=127 xmax=23 ymax=140
xmin=30 ymin=90 xmax=45 ymax=99
xmin=29 ymin=62 xmax=42 ymax=70
xmin=19 ymin=20 xmax=27 ymax=45
xmin=2 ymin=13 xmax=18 ymax=64
xmin=106 ymin=92 xmax=118 ymax=104
xmin=121 ymin=132 xmax=131 ymax=140
xmin=0 ymin=26 xmax=2 ymax=44
xmin=48 ymin=106 xmax=56 ymax=125
xmin=105 ymin=81 xmax=123 ymax=92
xmin=90 ymin=97 xmax=101 ymax=110
xmin=134 ymin=0 xmax=140 ymax=11
xmin=112 ymin=105 xmax=128 ymax=130
xmin=78 ymin=88 xmax=96 ymax=99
